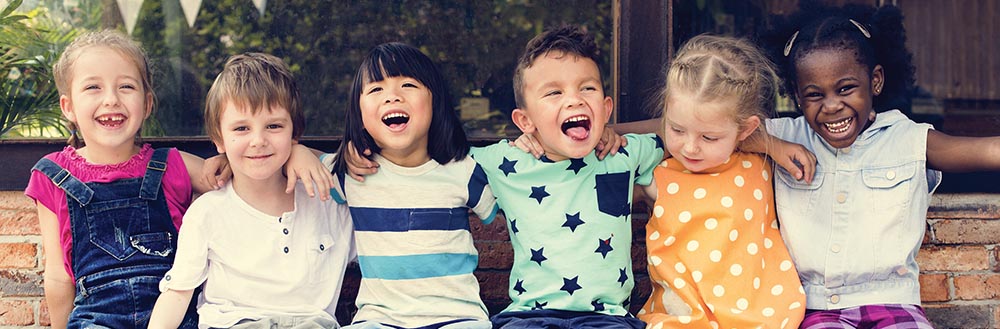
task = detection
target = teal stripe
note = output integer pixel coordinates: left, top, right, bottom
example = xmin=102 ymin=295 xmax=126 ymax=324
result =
xmin=358 ymin=253 xmax=478 ymax=280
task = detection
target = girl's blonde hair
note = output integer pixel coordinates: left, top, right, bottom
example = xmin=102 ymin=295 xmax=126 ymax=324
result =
xmin=661 ymin=34 xmax=779 ymax=147
xmin=53 ymin=30 xmax=154 ymax=148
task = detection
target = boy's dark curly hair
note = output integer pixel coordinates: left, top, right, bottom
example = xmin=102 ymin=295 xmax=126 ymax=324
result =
xmin=761 ymin=1 xmax=915 ymax=113
xmin=512 ymin=25 xmax=602 ymax=109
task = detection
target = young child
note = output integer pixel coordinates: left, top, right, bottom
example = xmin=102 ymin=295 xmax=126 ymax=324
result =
xmin=148 ymin=53 xmax=355 ymax=328
xmin=24 ymin=30 xmax=213 ymax=329
xmin=636 ymin=34 xmax=805 ymax=329
xmin=325 ymin=42 xmax=498 ymax=329
xmin=763 ymin=3 xmax=1000 ymax=327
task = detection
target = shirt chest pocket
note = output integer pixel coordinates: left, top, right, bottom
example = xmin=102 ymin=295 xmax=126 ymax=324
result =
xmin=308 ymin=234 xmax=337 ymax=284
xmin=862 ymin=163 xmax=917 ymax=209
xmin=775 ymin=168 xmax=824 ymax=219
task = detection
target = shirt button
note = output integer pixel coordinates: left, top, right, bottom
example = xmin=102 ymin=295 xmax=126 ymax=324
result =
xmin=830 ymin=295 xmax=840 ymax=304
xmin=319 ymin=244 xmax=325 ymax=251
xmin=283 ymin=228 xmax=289 ymax=235
xmin=886 ymin=170 xmax=896 ymax=180
xmin=164 ymin=275 xmax=171 ymax=281
xmin=841 ymin=147 xmax=851 ymax=154
xmin=836 ymin=193 xmax=847 ymax=203
xmin=278 ymin=217 xmax=282 ymax=223
xmin=831 ymin=244 xmax=841 ymax=253
xmin=283 ymin=247 xmax=289 ymax=253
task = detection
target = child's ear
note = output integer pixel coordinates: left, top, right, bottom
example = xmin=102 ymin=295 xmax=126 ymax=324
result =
xmin=871 ymin=64 xmax=885 ymax=96
xmin=213 ymin=138 xmax=226 ymax=154
xmin=144 ymin=92 xmax=154 ymax=119
xmin=59 ymin=95 xmax=76 ymax=123
xmin=738 ymin=115 xmax=761 ymax=142
xmin=511 ymin=108 xmax=536 ymax=134
xmin=603 ymin=96 xmax=614 ymax=121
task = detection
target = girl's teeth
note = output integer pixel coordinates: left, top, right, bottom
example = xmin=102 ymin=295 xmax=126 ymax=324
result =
xmin=825 ymin=118 xmax=852 ymax=133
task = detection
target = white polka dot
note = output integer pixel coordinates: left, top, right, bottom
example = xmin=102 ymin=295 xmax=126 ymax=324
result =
xmin=799 ymin=286 xmax=805 ymax=294
xmin=730 ymin=264 xmax=743 ymax=276
xmin=721 ymin=196 xmax=734 ymax=208
xmin=693 ymin=188 xmax=707 ymax=199
xmin=667 ymin=182 xmax=679 ymax=194
xmin=764 ymin=238 xmax=774 ymax=249
xmin=664 ymin=236 xmax=676 ymax=246
xmin=653 ymin=206 xmax=664 ymax=218
xmin=713 ymin=285 xmax=725 ymax=297
xmin=771 ymin=285 xmax=784 ymax=295
xmin=742 ymin=160 xmax=753 ymax=168
xmin=781 ymin=318 xmax=790 ymax=329
xmin=762 ymin=259 xmax=767 ymax=269
xmin=789 ymin=301 xmax=802 ymax=310
xmin=753 ymin=189 xmax=763 ymax=200
xmin=763 ymin=307 xmax=775 ymax=317
xmin=744 ymin=208 xmax=754 ymax=221
xmin=736 ymin=298 xmax=749 ymax=310
xmin=710 ymin=321 xmax=719 ymax=329
xmin=649 ymin=231 xmax=660 ymax=241
xmin=747 ymin=243 xmax=759 ymax=255
xmin=650 ymin=256 xmax=662 ymax=266
xmin=674 ymin=262 xmax=686 ymax=273
xmin=639 ymin=308 xmax=648 ymax=315
xmin=704 ymin=218 xmax=718 ymax=230
xmin=649 ymin=322 xmax=661 ymax=329
xmin=729 ymin=229 xmax=739 ymax=242
xmin=772 ymin=219 xmax=780 ymax=229
xmin=754 ymin=277 xmax=761 ymax=289
xmin=710 ymin=173 xmax=720 ymax=177
xmin=678 ymin=316 xmax=691 ymax=324
xmin=687 ymin=240 xmax=699 ymax=251
xmin=673 ymin=278 xmax=686 ymax=289
xmin=706 ymin=303 xmax=715 ymax=313
xmin=692 ymin=271 xmax=703 ymax=283
xmin=709 ymin=250 xmax=722 ymax=262
xmin=678 ymin=211 xmax=692 ymax=223
xmin=762 ymin=170 xmax=770 ymax=181
xmin=734 ymin=175 xmax=745 ymax=187
xmin=731 ymin=308 xmax=743 ymax=314
xmin=780 ymin=260 xmax=793 ymax=271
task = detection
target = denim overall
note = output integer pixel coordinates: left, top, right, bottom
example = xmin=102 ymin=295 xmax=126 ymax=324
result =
xmin=33 ymin=148 xmax=198 ymax=329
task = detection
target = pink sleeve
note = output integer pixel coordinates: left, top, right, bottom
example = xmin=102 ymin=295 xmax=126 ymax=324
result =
xmin=24 ymin=156 xmax=75 ymax=280
xmin=163 ymin=148 xmax=193 ymax=230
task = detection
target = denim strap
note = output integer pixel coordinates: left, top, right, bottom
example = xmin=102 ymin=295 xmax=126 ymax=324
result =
xmin=32 ymin=158 xmax=94 ymax=206
xmin=140 ymin=148 xmax=170 ymax=201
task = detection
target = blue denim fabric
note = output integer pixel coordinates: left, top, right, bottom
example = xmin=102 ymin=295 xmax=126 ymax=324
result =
xmin=491 ymin=310 xmax=644 ymax=329
xmin=33 ymin=148 xmax=198 ymax=329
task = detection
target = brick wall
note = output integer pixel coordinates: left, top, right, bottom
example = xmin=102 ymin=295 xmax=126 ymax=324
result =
xmin=2 ymin=190 xmax=999 ymax=328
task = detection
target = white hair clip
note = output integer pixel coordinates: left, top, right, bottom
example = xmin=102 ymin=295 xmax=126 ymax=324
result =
xmin=783 ymin=31 xmax=799 ymax=57
xmin=849 ymin=19 xmax=871 ymax=38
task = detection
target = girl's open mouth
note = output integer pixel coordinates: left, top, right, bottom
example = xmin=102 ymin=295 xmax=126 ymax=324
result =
xmin=382 ymin=112 xmax=410 ymax=130
xmin=561 ymin=115 xmax=591 ymax=141
xmin=96 ymin=114 xmax=127 ymax=128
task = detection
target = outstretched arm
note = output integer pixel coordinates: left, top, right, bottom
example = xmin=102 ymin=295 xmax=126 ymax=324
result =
xmin=741 ymin=131 xmax=816 ymax=183
xmin=927 ymin=130 xmax=1000 ymax=172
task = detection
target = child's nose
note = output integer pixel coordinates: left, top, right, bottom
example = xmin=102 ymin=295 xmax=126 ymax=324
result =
xmin=821 ymin=97 xmax=844 ymax=113
xmin=383 ymin=88 xmax=402 ymax=104
xmin=564 ymin=93 xmax=585 ymax=108
xmin=102 ymin=91 xmax=120 ymax=107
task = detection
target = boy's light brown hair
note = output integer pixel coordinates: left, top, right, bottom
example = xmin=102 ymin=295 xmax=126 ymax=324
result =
xmin=512 ymin=25 xmax=603 ymax=109
xmin=204 ymin=53 xmax=304 ymax=143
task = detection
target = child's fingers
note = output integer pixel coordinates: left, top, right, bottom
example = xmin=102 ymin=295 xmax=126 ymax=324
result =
xmin=286 ymin=169 xmax=300 ymax=195
xmin=348 ymin=171 xmax=367 ymax=183
xmin=215 ymin=162 xmax=231 ymax=189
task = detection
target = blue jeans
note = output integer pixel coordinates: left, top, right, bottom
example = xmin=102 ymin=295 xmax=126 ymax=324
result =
xmin=491 ymin=310 xmax=644 ymax=329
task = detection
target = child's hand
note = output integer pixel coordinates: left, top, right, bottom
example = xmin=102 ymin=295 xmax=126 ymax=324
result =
xmin=286 ymin=144 xmax=334 ymax=200
xmin=771 ymin=140 xmax=816 ymax=184
xmin=509 ymin=134 xmax=545 ymax=159
xmin=201 ymin=154 xmax=231 ymax=190
xmin=345 ymin=141 xmax=379 ymax=182
xmin=595 ymin=127 xmax=626 ymax=160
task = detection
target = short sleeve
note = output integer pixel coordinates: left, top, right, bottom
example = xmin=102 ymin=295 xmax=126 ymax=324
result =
xmin=319 ymin=153 xmax=347 ymax=204
xmin=25 ymin=166 xmax=62 ymax=216
xmin=160 ymin=200 xmax=211 ymax=292
xmin=162 ymin=148 xmax=193 ymax=230
xmin=466 ymin=162 xmax=498 ymax=225
xmin=623 ymin=133 xmax=665 ymax=186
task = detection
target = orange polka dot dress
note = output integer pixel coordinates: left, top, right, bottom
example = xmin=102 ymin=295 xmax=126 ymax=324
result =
xmin=638 ymin=152 xmax=805 ymax=329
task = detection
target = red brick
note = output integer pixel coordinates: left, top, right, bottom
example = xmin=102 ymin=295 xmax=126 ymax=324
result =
xmin=0 ymin=192 xmax=36 ymax=211
xmin=475 ymin=270 xmax=510 ymax=301
xmin=475 ymin=241 xmax=513 ymax=270
xmin=0 ymin=270 xmax=43 ymax=297
xmin=928 ymin=194 xmax=1000 ymax=220
xmin=0 ymin=209 xmax=41 ymax=235
xmin=923 ymin=222 xmax=933 ymax=244
xmin=954 ymin=273 xmax=1000 ymax=300
xmin=0 ymin=243 xmax=37 ymax=269
xmin=917 ymin=245 xmax=990 ymax=272
xmin=0 ymin=300 xmax=35 ymax=326
xmin=923 ymin=304 xmax=994 ymax=329
xmin=933 ymin=219 xmax=1000 ymax=244
xmin=470 ymin=213 xmax=510 ymax=242
xmin=39 ymin=299 xmax=50 ymax=327
xmin=919 ymin=273 xmax=950 ymax=302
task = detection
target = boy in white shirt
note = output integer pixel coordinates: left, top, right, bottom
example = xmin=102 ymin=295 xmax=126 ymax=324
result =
xmin=149 ymin=53 xmax=355 ymax=329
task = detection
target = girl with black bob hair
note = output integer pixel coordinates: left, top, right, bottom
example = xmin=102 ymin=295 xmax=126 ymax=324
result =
xmin=761 ymin=1 xmax=1000 ymax=327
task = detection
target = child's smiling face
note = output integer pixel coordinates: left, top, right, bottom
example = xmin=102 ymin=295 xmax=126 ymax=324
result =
xmin=794 ymin=48 xmax=883 ymax=149
xmin=358 ymin=74 xmax=433 ymax=166
xmin=512 ymin=51 xmax=613 ymax=161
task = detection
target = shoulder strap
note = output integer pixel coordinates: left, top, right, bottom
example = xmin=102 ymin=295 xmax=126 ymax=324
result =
xmin=139 ymin=148 xmax=171 ymax=200
xmin=31 ymin=158 xmax=94 ymax=206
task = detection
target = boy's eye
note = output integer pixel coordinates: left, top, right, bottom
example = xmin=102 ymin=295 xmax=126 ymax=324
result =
xmin=544 ymin=90 xmax=562 ymax=97
xmin=582 ymin=86 xmax=598 ymax=92
xmin=233 ymin=126 xmax=248 ymax=132
xmin=266 ymin=124 xmax=283 ymax=129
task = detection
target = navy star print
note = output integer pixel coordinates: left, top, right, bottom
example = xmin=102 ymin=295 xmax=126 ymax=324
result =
xmin=618 ymin=267 xmax=629 ymax=287
xmin=595 ymin=235 xmax=614 ymax=258
xmin=566 ymin=158 xmax=587 ymax=174
xmin=529 ymin=186 xmax=550 ymax=204
xmin=562 ymin=212 xmax=585 ymax=232
xmin=617 ymin=145 xmax=630 ymax=157
xmin=513 ymin=279 xmax=527 ymax=295
xmin=509 ymin=219 xmax=519 ymax=234
xmin=531 ymin=301 xmax=547 ymax=310
xmin=499 ymin=157 xmax=518 ymax=176
xmin=591 ymin=299 xmax=605 ymax=312
xmin=530 ymin=247 xmax=547 ymax=265
xmin=653 ymin=135 xmax=664 ymax=149
xmin=561 ymin=276 xmax=582 ymax=295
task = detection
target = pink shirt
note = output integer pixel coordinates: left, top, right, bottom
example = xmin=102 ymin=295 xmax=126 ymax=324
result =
xmin=25 ymin=144 xmax=192 ymax=280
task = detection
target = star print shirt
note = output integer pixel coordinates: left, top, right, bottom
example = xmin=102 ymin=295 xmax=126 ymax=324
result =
xmin=639 ymin=152 xmax=805 ymax=328
xmin=471 ymin=133 xmax=664 ymax=316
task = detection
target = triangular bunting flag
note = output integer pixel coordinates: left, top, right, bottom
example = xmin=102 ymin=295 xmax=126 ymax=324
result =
xmin=252 ymin=0 xmax=266 ymax=16
xmin=179 ymin=0 xmax=201 ymax=27
xmin=116 ymin=0 xmax=143 ymax=34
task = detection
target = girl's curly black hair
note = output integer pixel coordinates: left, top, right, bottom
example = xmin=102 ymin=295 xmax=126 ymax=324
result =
xmin=761 ymin=0 xmax=915 ymax=113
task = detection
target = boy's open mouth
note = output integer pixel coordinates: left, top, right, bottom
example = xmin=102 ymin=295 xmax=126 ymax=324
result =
xmin=96 ymin=114 xmax=127 ymax=128
xmin=381 ymin=112 xmax=410 ymax=130
xmin=561 ymin=115 xmax=591 ymax=141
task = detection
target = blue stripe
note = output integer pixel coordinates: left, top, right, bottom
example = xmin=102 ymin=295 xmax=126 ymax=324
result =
xmin=358 ymin=253 xmax=478 ymax=280
xmin=350 ymin=207 xmax=471 ymax=232
xmin=481 ymin=204 xmax=498 ymax=225
xmin=466 ymin=163 xmax=488 ymax=209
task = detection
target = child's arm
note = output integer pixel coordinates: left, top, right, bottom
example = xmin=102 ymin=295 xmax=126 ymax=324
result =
xmin=37 ymin=205 xmax=74 ymax=328
xmin=927 ymin=131 xmax=1000 ymax=172
xmin=741 ymin=131 xmax=816 ymax=183
xmin=199 ymin=144 xmax=335 ymax=199
xmin=180 ymin=151 xmax=220 ymax=194
xmin=509 ymin=127 xmax=628 ymax=160
xmin=148 ymin=288 xmax=194 ymax=329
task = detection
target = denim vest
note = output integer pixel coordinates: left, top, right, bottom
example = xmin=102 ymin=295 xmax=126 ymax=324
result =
xmin=33 ymin=148 xmax=197 ymax=328
xmin=768 ymin=111 xmax=942 ymax=310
